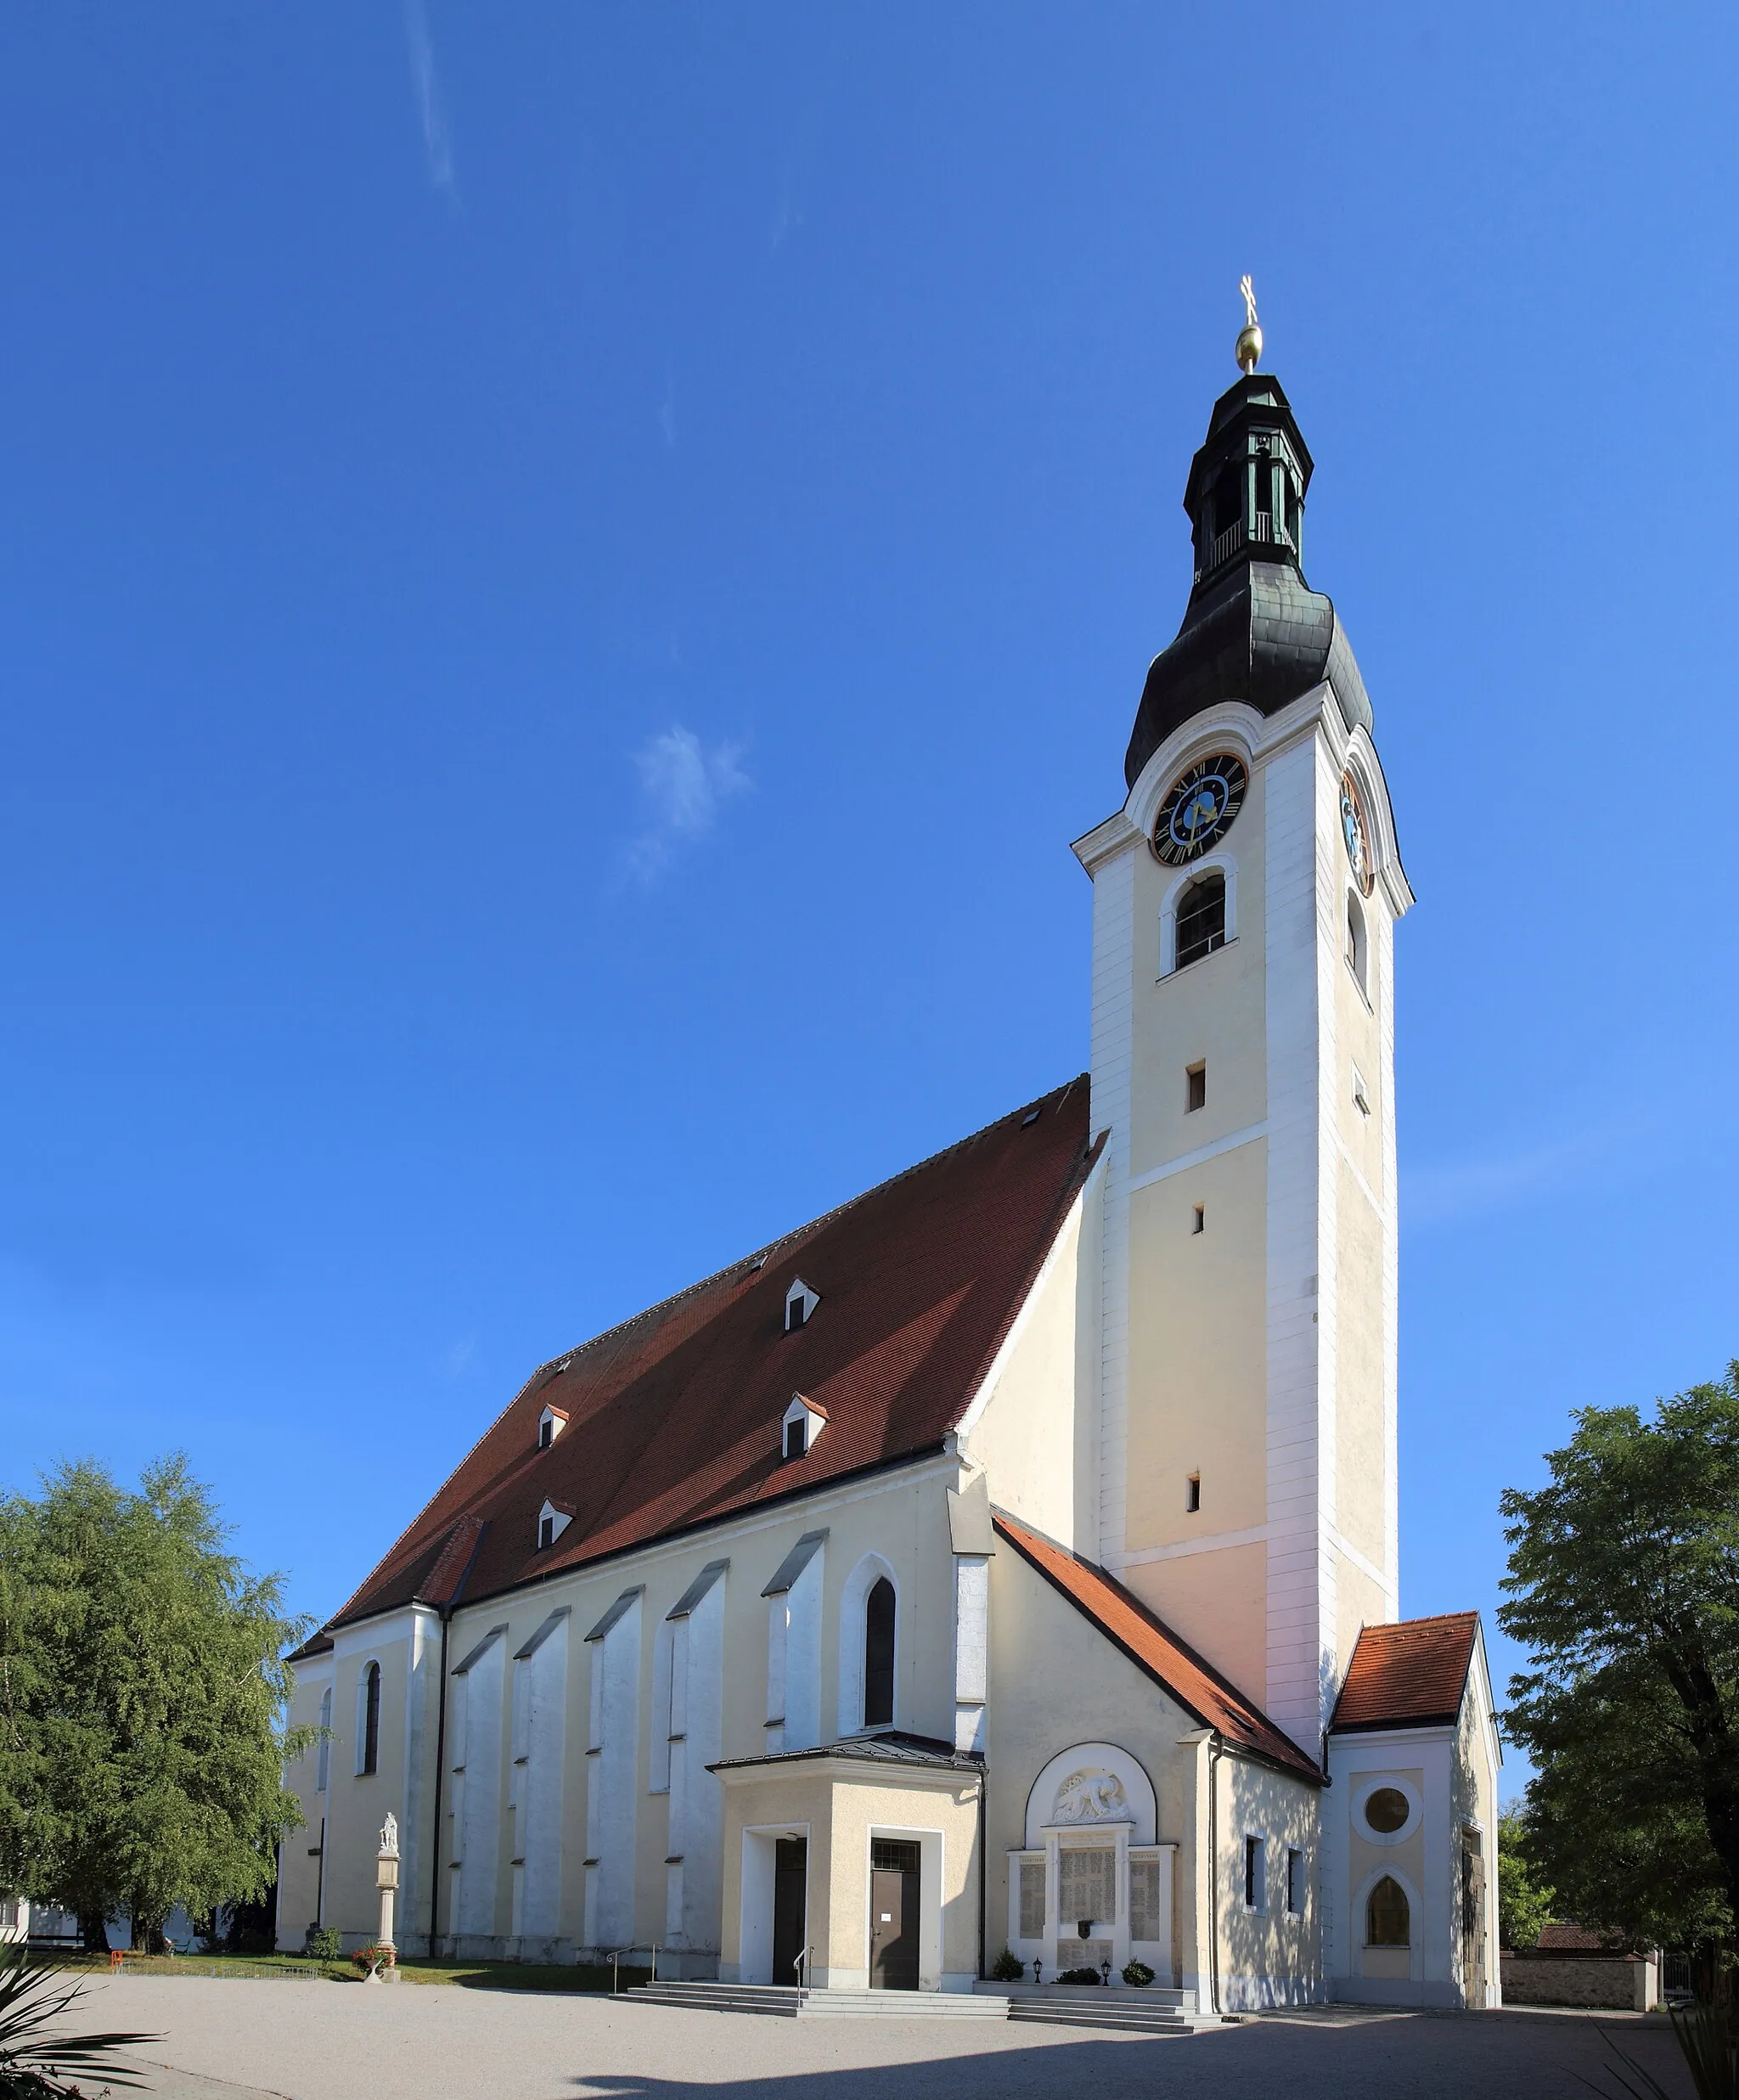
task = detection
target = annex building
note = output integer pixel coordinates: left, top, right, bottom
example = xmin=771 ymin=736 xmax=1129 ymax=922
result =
xmin=278 ymin=339 xmax=1501 ymax=2013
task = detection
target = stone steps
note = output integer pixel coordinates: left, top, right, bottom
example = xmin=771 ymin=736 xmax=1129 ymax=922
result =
xmin=801 ymin=1989 xmax=1009 ymax=2019
xmin=1006 ymin=1997 xmax=1199 ymax=2035
xmin=634 ymin=1982 xmax=1010 ymax=2021
xmin=636 ymin=1983 xmax=802 ymax=2018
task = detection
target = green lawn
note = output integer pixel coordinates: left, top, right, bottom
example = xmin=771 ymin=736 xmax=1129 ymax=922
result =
xmin=48 ymin=1949 xmax=652 ymax=1992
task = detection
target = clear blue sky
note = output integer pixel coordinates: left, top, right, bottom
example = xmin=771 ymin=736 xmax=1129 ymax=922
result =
xmin=2 ymin=7 xmax=1735 ymax=1754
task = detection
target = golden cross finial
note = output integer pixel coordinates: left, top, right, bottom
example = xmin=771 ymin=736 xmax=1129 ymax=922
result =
xmin=1235 ymin=275 xmax=1263 ymax=375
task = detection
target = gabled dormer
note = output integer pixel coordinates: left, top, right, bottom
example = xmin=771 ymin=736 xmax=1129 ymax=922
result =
xmin=536 ymin=1499 xmax=573 ymax=1551
xmin=537 ymin=1405 xmax=569 ymax=1451
xmin=780 ymin=1392 xmax=828 ymax=1462
xmin=784 ymin=1278 xmax=819 ymax=1332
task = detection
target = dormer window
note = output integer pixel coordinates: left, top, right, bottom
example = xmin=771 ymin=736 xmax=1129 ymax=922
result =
xmin=537 ymin=1500 xmax=573 ymax=1551
xmin=537 ymin=1405 xmax=569 ymax=1451
xmin=785 ymin=1279 xmax=819 ymax=1332
xmin=781 ymin=1392 xmax=827 ymax=1461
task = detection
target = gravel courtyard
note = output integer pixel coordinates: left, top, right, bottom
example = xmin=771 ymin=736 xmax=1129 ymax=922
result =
xmin=74 ymin=1976 xmax=1690 ymax=2100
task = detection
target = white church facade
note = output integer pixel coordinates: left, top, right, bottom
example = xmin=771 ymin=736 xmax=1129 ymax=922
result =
xmin=278 ymin=342 xmax=1501 ymax=2013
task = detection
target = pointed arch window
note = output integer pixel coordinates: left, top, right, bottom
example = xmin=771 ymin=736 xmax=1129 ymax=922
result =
xmin=1366 ymin=1874 xmax=1410 ymax=1947
xmin=864 ymin=1578 xmax=896 ymax=1728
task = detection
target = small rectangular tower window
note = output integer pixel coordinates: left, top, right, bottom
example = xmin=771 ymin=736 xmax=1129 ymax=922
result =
xmin=1191 ymin=1204 xmax=1205 ymax=1235
xmin=1286 ymin=1847 xmax=1304 ymax=1915
xmin=1353 ymin=1067 xmax=1370 ymax=1117
xmin=1185 ymin=1062 xmax=1206 ymax=1112
xmin=1186 ymin=1473 xmax=1201 ymax=1513
xmin=1244 ymin=1835 xmax=1265 ymax=1913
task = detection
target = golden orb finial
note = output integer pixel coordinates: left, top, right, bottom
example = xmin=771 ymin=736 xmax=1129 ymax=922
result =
xmin=1235 ymin=273 xmax=1263 ymax=374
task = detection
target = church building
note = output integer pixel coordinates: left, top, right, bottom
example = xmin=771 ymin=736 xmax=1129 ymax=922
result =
xmin=277 ymin=319 xmax=1501 ymax=2013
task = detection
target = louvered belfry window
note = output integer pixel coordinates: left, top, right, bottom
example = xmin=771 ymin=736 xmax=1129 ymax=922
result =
xmin=1019 ymin=1861 xmax=1046 ymax=1939
xmin=1057 ymin=1846 xmax=1115 ymax=1928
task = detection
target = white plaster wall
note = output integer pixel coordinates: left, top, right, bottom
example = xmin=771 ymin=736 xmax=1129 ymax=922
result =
xmin=515 ymin=1619 xmax=568 ymax=1944
xmin=453 ymin=1631 xmax=505 ymax=1942
xmin=584 ymin=1595 xmax=642 ymax=1950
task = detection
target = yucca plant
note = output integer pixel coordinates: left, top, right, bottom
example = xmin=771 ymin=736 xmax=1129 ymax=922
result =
xmin=1593 ymin=2001 xmax=1738 ymax=2100
xmin=0 ymin=1941 xmax=155 ymax=2098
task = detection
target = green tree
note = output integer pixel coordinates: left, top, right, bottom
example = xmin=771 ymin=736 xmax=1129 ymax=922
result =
xmin=1499 ymin=1365 xmax=1739 ymax=1953
xmin=0 ymin=1455 xmax=313 ymax=1951
xmin=1496 ymin=1803 xmax=1554 ymax=1951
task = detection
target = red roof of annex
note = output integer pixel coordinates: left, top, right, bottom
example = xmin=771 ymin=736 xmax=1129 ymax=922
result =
xmin=1331 ymin=1612 xmax=1481 ymax=1733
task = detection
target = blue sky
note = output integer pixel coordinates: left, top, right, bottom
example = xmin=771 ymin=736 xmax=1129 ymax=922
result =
xmin=2 ymin=7 xmax=1736 ymax=1761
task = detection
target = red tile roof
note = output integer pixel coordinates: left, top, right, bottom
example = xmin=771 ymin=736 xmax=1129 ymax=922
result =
xmin=1534 ymin=1923 xmax=1635 ymax=1955
xmin=317 ymin=1081 xmax=1100 ymax=1640
xmin=1331 ymin=1613 xmax=1480 ymax=1733
xmin=993 ymin=1512 xmax=1321 ymax=1781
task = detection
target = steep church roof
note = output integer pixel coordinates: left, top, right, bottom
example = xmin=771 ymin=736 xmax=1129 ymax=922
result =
xmin=310 ymin=1078 xmax=1101 ymax=1643
xmin=1123 ymin=372 xmax=1372 ymax=789
xmin=994 ymin=1512 xmax=1323 ymax=1780
xmin=1330 ymin=1612 xmax=1481 ymax=1733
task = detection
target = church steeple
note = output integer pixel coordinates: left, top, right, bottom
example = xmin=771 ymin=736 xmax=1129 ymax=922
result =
xmin=1123 ymin=299 xmax=1372 ymax=791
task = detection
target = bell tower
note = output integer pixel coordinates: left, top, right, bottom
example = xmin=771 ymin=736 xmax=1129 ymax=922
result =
xmin=1072 ymin=293 xmax=1412 ymax=1753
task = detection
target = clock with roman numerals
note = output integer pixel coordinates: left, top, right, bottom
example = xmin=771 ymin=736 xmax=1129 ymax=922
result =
xmin=1151 ymin=753 xmax=1247 ymax=865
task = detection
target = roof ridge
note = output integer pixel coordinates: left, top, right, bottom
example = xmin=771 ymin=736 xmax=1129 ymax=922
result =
xmin=314 ymin=1075 xmax=1089 ymax=1638
xmin=532 ymin=1074 xmax=1092 ymax=1381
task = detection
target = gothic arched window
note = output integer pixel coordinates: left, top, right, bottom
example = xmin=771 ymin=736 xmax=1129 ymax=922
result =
xmin=864 ymin=1578 xmax=896 ymax=1728
xmin=1174 ymin=872 xmax=1227 ymax=971
xmin=1366 ymin=1874 xmax=1410 ymax=1947
xmin=316 ymin=1686 xmax=333 ymax=1794
xmin=360 ymin=1662 xmax=381 ymax=1776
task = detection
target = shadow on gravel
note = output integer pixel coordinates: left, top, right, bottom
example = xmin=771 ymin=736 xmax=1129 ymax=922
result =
xmin=574 ymin=2010 xmax=1693 ymax=2100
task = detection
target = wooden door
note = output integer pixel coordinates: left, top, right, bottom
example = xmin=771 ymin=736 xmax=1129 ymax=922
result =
xmin=870 ymin=1839 xmax=920 ymax=1990
xmin=772 ymin=1838 xmax=808 ymax=1989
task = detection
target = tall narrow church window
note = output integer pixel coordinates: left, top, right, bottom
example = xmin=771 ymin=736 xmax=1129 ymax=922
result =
xmin=361 ymin=1662 xmax=380 ymax=1776
xmin=1186 ymin=1473 xmax=1201 ymax=1512
xmin=863 ymin=1578 xmax=896 ymax=1727
xmin=1185 ymin=1062 xmax=1207 ymax=1112
xmin=1367 ymin=1875 xmax=1410 ymax=1947
xmin=1174 ymin=875 xmax=1226 ymax=970
xmin=1286 ymin=1847 xmax=1303 ymax=1914
xmin=316 ymin=1687 xmax=333 ymax=1793
xmin=1191 ymin=1204 xmax=1205 ymax=1235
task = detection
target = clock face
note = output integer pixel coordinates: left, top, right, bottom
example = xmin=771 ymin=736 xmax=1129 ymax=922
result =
xmin=1340 ymin=772 xmax=1376 ymax=895
xmin=1151 ymin=754 xmax=1247 ymax=865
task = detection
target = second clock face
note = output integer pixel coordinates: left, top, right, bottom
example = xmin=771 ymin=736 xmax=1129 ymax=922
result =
xmin=1152 ymin=754 xmax=1247 ymax=864
xmin=1341 ymin=772 xmax=1376 ymax=895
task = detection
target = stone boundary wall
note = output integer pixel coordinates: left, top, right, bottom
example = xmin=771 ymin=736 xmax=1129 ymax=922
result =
xmin=1500 ymin=1954 xmax=1653 ymax=2011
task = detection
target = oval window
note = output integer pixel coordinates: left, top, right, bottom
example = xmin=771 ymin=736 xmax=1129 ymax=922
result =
xmin=1364 ymin=1786 xmax=1410 ymax=1834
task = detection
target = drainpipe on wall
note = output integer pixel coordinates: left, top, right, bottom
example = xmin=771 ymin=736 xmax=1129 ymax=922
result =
xmin=976 ymin=1766 xmax=988 ymax=1982
xmin=1206 ymin=1734 xmax=1222 ymax=2016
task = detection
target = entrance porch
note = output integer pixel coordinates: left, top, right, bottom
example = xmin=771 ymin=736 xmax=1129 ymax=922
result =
xmin=712 ymin=1736 xmax=982 ymax=1993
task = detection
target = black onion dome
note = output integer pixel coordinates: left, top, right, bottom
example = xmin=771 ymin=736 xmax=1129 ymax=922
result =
xmin=1123 ymin=373 xmax=1373 ymax=791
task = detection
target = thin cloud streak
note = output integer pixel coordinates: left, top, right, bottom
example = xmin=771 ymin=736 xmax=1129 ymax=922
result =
xmin=1403 ymin=1120 xmax=1644 ymax=1230
xmin=619 ymin=725 xmax=751 ymax=889
xmin=402 ymin=0 xmax=456 ymax=195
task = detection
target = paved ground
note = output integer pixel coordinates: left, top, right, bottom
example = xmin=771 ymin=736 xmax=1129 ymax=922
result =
xmin=67 ymin=1975 xmax=1691 ymax=2100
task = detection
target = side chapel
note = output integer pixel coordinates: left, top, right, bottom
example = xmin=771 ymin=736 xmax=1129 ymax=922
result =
xmin=279 ymin=316 xmax=1501 ymax=2012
